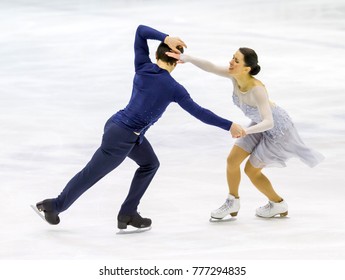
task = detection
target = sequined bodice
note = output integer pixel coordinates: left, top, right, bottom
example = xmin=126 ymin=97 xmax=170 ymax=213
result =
xmin=233 ymin=94 xmax=293 ymax=140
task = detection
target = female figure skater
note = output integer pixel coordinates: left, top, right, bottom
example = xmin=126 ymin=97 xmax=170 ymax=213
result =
xmin=166 ymin=48 xmax=324 ymax=219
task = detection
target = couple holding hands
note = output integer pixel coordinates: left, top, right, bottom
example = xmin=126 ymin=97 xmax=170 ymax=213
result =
xmin=35 ymin=25 xmax=323 ymax=231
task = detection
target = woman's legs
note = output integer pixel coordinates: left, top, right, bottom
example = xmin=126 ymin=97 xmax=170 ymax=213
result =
xmin=211 ymin=145 xmax=249 ymax=219
xmin=244 ymin=160 xmax=282 ymax=202
xmin=226 ymin=145 xmax=250 ymax=198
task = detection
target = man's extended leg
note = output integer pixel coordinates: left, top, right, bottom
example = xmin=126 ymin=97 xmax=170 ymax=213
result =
xmin=36 ymin=123 xmax=138 ymax=224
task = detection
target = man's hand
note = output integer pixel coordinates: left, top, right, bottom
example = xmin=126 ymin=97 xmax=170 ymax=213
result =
xmin=230 ymin=123 xmax=246 ymax=138
xmin=164 ymin=36 xmax=187 ymax=53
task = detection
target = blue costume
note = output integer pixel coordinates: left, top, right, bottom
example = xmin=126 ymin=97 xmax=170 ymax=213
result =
xmin=52 ymin=25 xmax=232 ymax=217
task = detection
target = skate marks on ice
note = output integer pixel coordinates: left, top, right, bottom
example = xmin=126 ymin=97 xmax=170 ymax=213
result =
xmin=116 ymin=226 xmax=152 ymax=235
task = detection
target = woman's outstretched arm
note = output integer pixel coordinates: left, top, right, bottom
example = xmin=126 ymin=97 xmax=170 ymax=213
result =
xmin=166 ymin=52 xmax=232 ymax=79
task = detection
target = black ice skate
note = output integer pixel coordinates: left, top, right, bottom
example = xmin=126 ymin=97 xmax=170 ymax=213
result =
xmin=31 ymin=199 xmax=60 ymax=225
xmin=117 ymin=212 xmax=151 ymax=234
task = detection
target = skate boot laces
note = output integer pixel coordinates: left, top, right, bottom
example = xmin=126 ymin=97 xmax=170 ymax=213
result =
xmin=211 ymin=195 xmax=239 ymax=219
xmin=256 ymin=200 xmax=288 ymax=218
xmin=263 ymin=201 xmax=273 ymax=210
xmin=215 ymin=198 xmax=233 ymax=213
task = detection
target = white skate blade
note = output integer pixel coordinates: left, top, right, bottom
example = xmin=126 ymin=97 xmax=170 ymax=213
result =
xmin=255 ymin=213 xmax=289 ymax=219
xmin=116 ymin=226 xmax=152 ymax=235
xmin=209 ymin=217 xmax=236 ymax=223
xmin=30 ymin=204 xmax=48 ymax=223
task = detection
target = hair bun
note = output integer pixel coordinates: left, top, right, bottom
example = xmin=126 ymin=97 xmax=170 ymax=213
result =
xmin=250 ymin=64 xmax=261 ymax=76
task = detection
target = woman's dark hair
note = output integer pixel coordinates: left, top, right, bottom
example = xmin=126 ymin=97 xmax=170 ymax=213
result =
xmin=239 ymin=47 xmax=261 ymax=75
xmin=156 ymin=42 xmax=184 ymax=65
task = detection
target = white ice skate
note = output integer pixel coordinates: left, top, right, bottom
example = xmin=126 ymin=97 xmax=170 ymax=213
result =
xmin=256 ymin=200 xmax=288 ymax=218
xmin=210 ymin=194 xmax=240 ymax=222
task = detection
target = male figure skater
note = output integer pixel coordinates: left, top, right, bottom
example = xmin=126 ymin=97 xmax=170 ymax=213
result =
xmin=35 ymin=25 xmax=243 ymax=230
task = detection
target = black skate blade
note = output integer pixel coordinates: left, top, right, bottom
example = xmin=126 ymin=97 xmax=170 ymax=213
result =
xmin=209 ymin=217 xmax=236 ymax=223
xmin=30 ymin=204 xmax=48 ymax=224
xmin=116 ymin=226 xmax=152 ymax=235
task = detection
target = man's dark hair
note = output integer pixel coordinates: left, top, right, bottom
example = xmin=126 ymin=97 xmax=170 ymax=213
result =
xmin=156 ymin=42 xmax=184 ymax=65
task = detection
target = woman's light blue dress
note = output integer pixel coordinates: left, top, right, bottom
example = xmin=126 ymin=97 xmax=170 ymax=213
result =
xmin=233 ymin=94 xmax=325 ymax=168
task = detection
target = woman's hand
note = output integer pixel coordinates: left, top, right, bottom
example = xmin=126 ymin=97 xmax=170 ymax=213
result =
xmin=165 ymin=51 xmax=185 ymax=64
xmin=230 ymin=123 xmax=246 ymax=138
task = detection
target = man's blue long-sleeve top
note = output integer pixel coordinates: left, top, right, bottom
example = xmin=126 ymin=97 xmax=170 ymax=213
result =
xmin=111 ymin=25 xmax=232 ymax=139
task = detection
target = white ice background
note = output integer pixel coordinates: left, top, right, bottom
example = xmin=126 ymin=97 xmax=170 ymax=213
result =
xmin=0 ymin=0 xmax=345 ymax=262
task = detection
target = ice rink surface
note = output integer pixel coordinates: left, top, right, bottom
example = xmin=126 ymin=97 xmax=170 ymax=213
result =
xmin=0 ymin=0 xmax=345 ymax=276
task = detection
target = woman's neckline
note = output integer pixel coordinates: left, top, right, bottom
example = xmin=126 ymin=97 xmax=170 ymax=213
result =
xmin=236 ymin=85 xmax=262 ymax=94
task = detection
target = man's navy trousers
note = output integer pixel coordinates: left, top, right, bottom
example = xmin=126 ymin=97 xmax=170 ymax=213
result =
xmin=53 ymin=118 xmax=160 ymax=215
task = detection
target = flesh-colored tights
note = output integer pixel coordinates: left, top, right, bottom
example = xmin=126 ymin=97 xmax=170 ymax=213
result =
xmin=227 ymin=145 xmax=283 ymax=202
